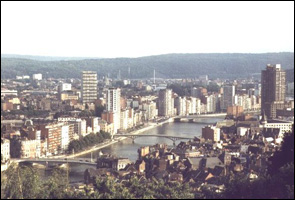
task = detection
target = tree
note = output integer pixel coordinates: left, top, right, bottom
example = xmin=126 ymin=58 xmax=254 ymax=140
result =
xmin=2 ymin=164 xmax=42 ymax=199
xmin=268 ymin=125 xmax=294 ymax=175
xmin=95 ymin=105 xmax=105 ymax=117
xmin=10 ymin=137 xmax=22 ymax=158
xmin=40 ymin=168 xmax=69 ymax=199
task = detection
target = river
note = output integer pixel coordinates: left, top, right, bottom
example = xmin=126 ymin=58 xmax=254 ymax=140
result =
xmin=37 ymin=116 xmax=225 ymax=183
xmin=80 ymin=116 xmax=224 ymax=162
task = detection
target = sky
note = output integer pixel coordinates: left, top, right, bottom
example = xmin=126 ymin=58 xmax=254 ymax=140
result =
xmin=1 ymin=1 xmax=294 ymax=58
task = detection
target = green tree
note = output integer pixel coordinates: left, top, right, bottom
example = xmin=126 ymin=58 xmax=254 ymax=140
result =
xmin=40 ymin=168 xmax=69 ymax=199
xmin=2 ymin=164 xmax=42 ymax=199
xmin=268 ymin=125 xmax=294 ymax=175
xmin=10 ymin=137 xmax=22 ymax=158
xmin=95 ymin=105 xmax=105 ymax=117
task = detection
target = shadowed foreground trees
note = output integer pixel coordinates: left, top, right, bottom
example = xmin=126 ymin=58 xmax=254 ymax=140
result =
xmin=221 ymin=126 xmax=294 ymax=199
xmin=1 ymin=164 xmax=195 ymax=199
xmin=1 ymin=164 xmax=67 ymax=199
xmin=1 ymin=127 xmax=293 ymax=199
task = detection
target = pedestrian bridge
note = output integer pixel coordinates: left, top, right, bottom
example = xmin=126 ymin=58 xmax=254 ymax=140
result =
xmin=113 ymin=134 xmax=195 ymax=145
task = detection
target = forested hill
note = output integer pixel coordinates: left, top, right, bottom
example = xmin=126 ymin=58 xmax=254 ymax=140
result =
xmin=1 ymin=53 xmax=294 ymax=80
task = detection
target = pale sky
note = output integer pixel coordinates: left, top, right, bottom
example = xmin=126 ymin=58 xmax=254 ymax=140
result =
xmin=1 ymin=1 xmax=294 ymax=58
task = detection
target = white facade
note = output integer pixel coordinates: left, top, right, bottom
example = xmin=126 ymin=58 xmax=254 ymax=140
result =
xmin=237 ymin=127 xmax=249 ymax=136
xmin=1 ymin=138 xmax=10 ymax=162
xmin=206 ymin=95 xmax=217 ymax=113
xmin=1 ymin=89 xmax=18 ymax=97
xmin=237 ymin=94 xmax=253 ymax=111
xmin=262 ymin=121 xmax=293 ymax=136
xmin=61 ymin=83 xmax=72 ymax=91
xmin=107 ymin=88 xmax=121 ymax=134
xmin=61 ymin=125 xmax=70 ymax=151
xmin=107 ymin=88 xmax=121 ymax=112
xmin=33 ymin=73 xmax=42 ymax=80
xmin=158 ymin=89 xmax=173 ymax=116
xmin=175 ymin=97 xmax=186 ymax=116
xmin=92 ymin=117 xmax=100 ymax=133
xmin=81 ymin=119 xmax=87 ymax=137
xmin=141 ymin=101 xmax=157 ymax=120
xmin=196 ymin=98 xmax=201 ymax=114
xmin=82 ymin=71 xmax=98 ymax=104
xmin=21 ymin=139 xmax=41 ymax=158
xmin=120 ymin=109 xmax=129 ymax=131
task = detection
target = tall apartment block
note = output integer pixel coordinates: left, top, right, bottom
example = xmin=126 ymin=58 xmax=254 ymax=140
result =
xmin=222 ymin=85 xmax=236 ymax=110
xmin=106 ymin=88 xmax=121 ymax=134
xmin=261 ymin=64 xmax=286 ymax=119
xmin=158 ymin=89 xmax=173 ymax=117
xmin=82 ymin=71 xmax=98 ymax=104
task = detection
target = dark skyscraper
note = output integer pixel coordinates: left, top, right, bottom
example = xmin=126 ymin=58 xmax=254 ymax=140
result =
xmin=261 ymin=64 xmax=286 ymax=119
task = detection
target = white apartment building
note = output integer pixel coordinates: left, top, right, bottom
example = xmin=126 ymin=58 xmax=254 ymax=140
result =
xmin=1 ymin=138 xmax=10 ymax=162
xmin=33 ymin=73 xmax=42 ymax=80
xmin=107 ymin=88 xmax=121 ymax=134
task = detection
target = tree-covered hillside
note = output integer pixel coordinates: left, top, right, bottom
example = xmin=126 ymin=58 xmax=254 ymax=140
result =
xmin=1 ymin=53 xmax=294 ymax=80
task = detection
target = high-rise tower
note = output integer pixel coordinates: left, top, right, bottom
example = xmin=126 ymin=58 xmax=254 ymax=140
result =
xmin=222 ymin=85 xmax=236 ymax=110
xmin=82 ymin=71 xmax=98 ymax=104
xmin=158 ymin=89 xmax=173 ymax=117
xmin=106 ymin=88 xmax=121 ymax=133
xmin=261 ymin=64 xmax=286 ymax=119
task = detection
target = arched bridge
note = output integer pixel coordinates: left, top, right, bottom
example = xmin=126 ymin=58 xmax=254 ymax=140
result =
xmin=14 ymin=158 xmax=97 ymax=166
xmin=113 ymin=134 xmax=195 ymax=145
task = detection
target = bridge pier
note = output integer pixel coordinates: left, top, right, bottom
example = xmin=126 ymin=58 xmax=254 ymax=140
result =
xmin=131 ymin=136 xmax=136 ymax=143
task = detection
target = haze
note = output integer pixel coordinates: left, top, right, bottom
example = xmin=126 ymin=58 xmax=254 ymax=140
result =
xmin=1 ymin=1 xmax=294 ymax=58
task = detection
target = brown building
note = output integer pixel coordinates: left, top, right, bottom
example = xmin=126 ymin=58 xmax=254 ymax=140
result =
xmin=202 ymin=126 xmax=220 ymax=142
xmin=261 ymin=64 xmax=286 ymax=119
xmin=227 ymin=105 xmax=244 ymax=117
xmin=101 ymin=111 xmax=114 ymax=123
xmin=39 ymin=122 xmax=63 ymax=155
xmin=120 ymin=97 xmax=127 ymax=109
xmin=1 ymin=102 xmax=14 ymax=111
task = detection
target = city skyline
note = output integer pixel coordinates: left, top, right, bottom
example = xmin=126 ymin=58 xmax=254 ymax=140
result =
xmin=1 ymin=1 xmax=294 ymax=58
xmin=1 ymin=1 xmax=294 ymax=199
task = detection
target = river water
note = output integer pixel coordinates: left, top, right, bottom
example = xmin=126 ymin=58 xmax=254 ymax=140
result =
xmin=36 ymin=116 xmax=225 ymax=183
xmin=81 ymin=117 xmax=224 ymax=162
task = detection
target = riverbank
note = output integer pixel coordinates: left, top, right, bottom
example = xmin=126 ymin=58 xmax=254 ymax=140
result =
xmin=55 ymin=114 xmax=224 ymax=159
xmin=56 ymin=118 xmax=174 ymax=159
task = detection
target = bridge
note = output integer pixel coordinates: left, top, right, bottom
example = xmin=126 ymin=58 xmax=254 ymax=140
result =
xmin=14 ymin=158 xmax=97 ymax=167
xmin=113 ymin=134 xmax=195 ymax=145
xmin=173 ymin=117 xmax=216 ymax=124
